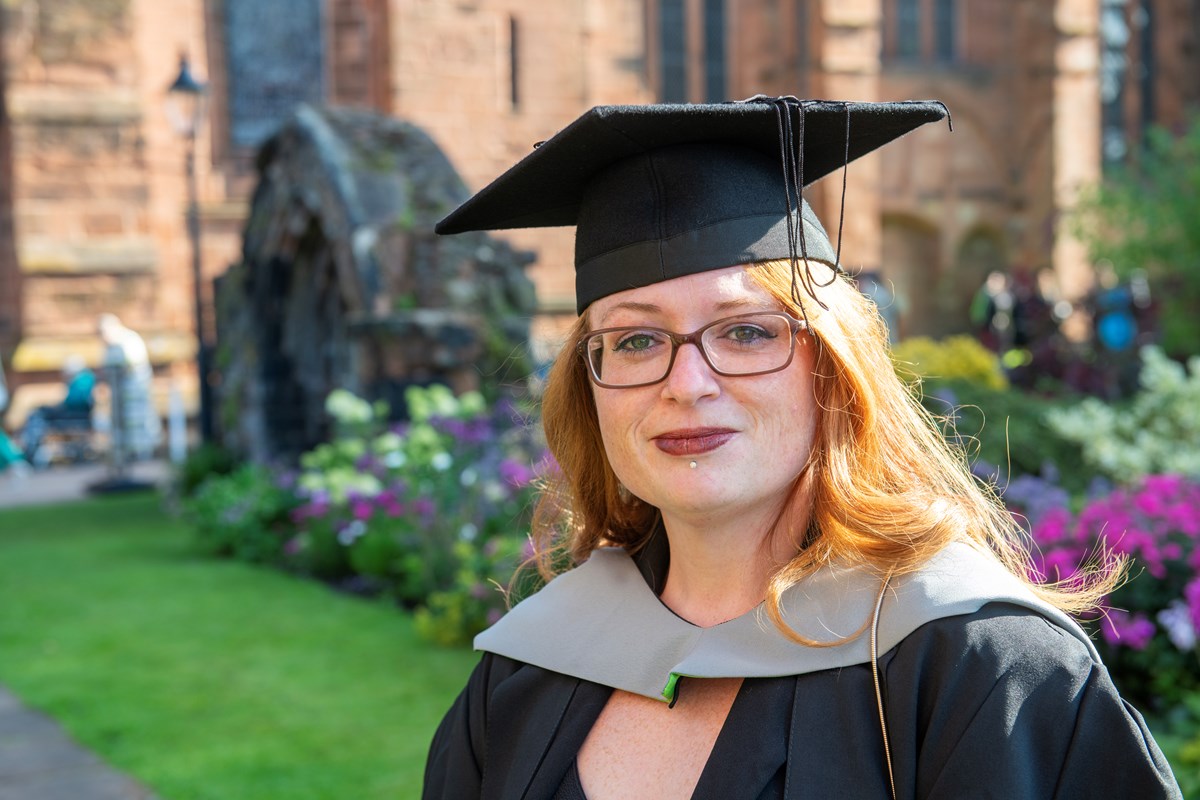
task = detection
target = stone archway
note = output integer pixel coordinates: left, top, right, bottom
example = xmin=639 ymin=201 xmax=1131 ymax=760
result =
xmin=939 ymin=227 xmax=1008 ymax=336
xmin=881 ymin=215 xmax=940 ymax=339
xmin=215 ymin=105 xmax=538 ymax=463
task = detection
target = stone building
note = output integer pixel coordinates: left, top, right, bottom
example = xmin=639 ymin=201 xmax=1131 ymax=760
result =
xmin=1 ymin=0 xmax=1196 ymax=428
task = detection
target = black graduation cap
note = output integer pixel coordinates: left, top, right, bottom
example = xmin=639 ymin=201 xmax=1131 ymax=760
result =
xmin=436 ymin=96 xmax=949 ymax=313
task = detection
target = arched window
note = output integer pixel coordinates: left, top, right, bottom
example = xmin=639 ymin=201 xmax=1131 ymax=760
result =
xmin=884 ymin=0 xmax=960 ymax=64
xmin=224 ymin=0 xmax=326 ymax=149
xmin=660 ymin=0 xmax=687 ymax=102
xmin=704 ymin=0 xmax=727 ymax=101
xmin=896 ymin=0 xmax=920 ymax=59
xmin=934 ymin=0 xmax=957 ymax=62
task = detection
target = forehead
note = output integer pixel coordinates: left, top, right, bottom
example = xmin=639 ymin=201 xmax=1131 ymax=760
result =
xmin=589 ymin=266 xmax=774 ymax=326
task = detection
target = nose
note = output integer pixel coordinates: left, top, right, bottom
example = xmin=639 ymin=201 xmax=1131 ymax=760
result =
xmin=661 ymin=340 xmax=720 ymax=404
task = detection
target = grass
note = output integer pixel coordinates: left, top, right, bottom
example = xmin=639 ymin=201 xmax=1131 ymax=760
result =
xmin=0 ymin=492 xmax=479 ymax=799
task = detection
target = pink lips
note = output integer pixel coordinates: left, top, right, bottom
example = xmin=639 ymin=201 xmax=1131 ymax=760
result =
xmin=652 ymin=427 xmax=736 ymax=457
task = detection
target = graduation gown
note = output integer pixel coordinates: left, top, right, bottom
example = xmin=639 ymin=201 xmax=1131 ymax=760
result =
xmin=424 ymin=536 xmax=1182 ymax=799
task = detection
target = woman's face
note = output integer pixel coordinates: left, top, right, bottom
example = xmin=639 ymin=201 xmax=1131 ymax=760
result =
xmin=587 ymin=265 xmax=819 ymax=525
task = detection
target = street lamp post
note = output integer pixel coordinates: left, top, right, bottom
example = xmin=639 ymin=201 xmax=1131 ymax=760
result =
xmin=166 ymin=55 xmax=214 ymax=444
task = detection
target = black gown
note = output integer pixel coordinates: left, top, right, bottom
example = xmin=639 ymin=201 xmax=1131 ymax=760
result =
xmin=423 ymin=603 xmax=1180 ymax=799
xmin=423 ymin=533 xmax=1182 ymax=799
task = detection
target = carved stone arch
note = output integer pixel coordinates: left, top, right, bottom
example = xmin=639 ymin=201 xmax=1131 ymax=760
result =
xmin=215 ymin=105 xmax=538 ymax=462
xmin=881 ymin=213 xmax=941 ymax=339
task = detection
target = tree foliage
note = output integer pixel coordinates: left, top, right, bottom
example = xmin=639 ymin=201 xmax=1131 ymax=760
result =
xmin=1072 ymin=118 xmax=1200 ymax=357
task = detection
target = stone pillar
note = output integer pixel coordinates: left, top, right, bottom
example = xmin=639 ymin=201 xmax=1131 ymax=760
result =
xmin=1051 ymin=0 xmax=1102 ymax=301
xmin=0 ymin=26 xmax=22 ymax=358
xmin=811 ymin=0 xmax=883 ymax=272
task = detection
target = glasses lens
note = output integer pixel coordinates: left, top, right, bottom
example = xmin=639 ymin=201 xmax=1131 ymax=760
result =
xmin=586 ymin=328 xmax=673 ymax=386
xmin=701 ymin=314 xmax=794 ymax=375
xmin=583 ymin=313 xmax=797 ymax=387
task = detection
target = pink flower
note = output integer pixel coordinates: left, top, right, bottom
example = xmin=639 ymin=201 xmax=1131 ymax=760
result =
xmin=374 ymin=488 xmax=404 ymax=517
xmin=350 ymin=497 xmax=373 ymax=521
xmin=1034 ymin=548 xmax=1083 ymax=583
xmin=1031 ymin=507 xmax=1073 ymax=546
xmin=1100 ymin=610 xmax=1157 ymax=651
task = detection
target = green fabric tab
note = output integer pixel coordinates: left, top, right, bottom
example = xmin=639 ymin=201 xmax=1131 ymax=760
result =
xmin=662 ymin=672 xmax=681 ymax=703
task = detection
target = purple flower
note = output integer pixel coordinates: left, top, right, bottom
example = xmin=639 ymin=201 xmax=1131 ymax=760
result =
xmin=1006 ymin=474 xmax=1070 ymax=528
xmin=275 ymin=470 xmax=299 ymax=490
xmin=350 ymin=497 xmax=374 ymax=521
xmin=291 ymin=498 xmax=330 ymax=523
xmin=499 ymin=458 xmax=536 ymax=489
xmin=413 ymin=497 xmax=436 ymax=519
xmin=355 ymin=453 xmax=382 ymax=474
xmin=1186 ymin=578 xmax=1200 ymax=632
xmin=431 ymin=416 xmax=493 ymax=445
xmin=1100 ymin=610 xmax=1157 ymax=650
xmin=535 ymin=451 xmax=560 ymax=479
xmin=374 ymin=488 xmax=405 ymax=517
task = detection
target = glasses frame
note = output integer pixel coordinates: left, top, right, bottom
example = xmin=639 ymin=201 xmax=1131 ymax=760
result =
xmin=577 ymin=311 xmax=808 ymax=389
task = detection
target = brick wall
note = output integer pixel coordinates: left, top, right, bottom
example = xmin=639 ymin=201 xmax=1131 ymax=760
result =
xmin=2 ymin=0 xmax=1199 ymax=423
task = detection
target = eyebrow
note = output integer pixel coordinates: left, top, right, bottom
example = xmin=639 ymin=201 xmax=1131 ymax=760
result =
xmin=597 ymin=297 xmax=776 ymax=326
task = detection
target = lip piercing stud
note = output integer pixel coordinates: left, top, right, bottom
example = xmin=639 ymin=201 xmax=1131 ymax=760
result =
xmin=689 ymin=461 xmax=698 ymax=469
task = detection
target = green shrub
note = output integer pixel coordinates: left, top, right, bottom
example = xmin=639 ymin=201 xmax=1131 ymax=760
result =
xmin=917 ymin=380 xmax=1090 ymax=493
xmin=1154 ymin=696 xmax=1200 ymax=799
xmin=1072 ymin=116 xmax=1200 ymax=358
xmin=174 ymin=442 xmax=238 ymax=498
xmin=1046 ymin=346 xmax=1200 ymax=482
xmin=185 ymin=464 xmax=299 ymax=563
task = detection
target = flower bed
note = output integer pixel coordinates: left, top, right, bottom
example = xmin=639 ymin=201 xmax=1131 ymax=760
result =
xmin=185 ymin=385 xmax=549 ymax=646
xmin=1019 ymin=474 xmax=1200 ymax=711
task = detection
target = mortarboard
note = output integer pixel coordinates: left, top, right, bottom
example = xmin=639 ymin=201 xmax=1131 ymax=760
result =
xmin=436 ymin=96 xmax=949 ymax=314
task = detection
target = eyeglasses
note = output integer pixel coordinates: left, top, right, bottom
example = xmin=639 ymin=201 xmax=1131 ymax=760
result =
xmin=578 ymin=312 xmax=808 ymax=389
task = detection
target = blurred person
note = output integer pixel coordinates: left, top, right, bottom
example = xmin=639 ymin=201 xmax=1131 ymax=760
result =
xmin=98 ymin=313 xmax=161 ymax=460
xmin=18 ymin=354 xmax=95 ymax=466
xmin=969 ymin=270 xmax=1014 ymax=352
xmin=424 ymin=97 xmax=1180 ymax=799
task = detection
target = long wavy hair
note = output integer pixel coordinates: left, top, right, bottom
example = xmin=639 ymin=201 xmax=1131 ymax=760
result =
xmin=530 ymin=259 xmax=1119 ymax=644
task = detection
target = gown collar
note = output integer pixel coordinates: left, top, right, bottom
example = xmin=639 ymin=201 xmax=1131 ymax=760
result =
xmin=475 ymin=536 xmax=1097 ymax=703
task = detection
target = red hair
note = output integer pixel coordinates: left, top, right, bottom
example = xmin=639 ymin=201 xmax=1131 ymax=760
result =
xmin=530 ymin=260 xmax=1118 ymax=642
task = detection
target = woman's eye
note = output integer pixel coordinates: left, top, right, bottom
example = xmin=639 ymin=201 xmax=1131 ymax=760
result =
xmin=726 ymin=324 xmax=773 ymax=343
xmin=614 ymin=332 xmax=658 ymax=352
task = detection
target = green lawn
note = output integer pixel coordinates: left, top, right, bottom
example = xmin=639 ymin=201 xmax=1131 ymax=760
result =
xmin=0 ymin=493 xmax=478 ymax=800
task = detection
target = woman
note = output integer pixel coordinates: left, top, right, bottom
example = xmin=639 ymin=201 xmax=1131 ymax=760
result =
xmin=425 ymin=97 xmax=1181 ymax=799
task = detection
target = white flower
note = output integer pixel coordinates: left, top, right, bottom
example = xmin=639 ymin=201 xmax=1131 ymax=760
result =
xmin=325 ymin=389 xmax=374 ymax=424
xmin=460 ymin=467 xmax=478 ymax=487
xmin=431 ymin=452 xmax=453 ymax=471
xmin=337 ymin=520 xmax=368 ymax=547
xmin=383 ymin=451 xmax=407 ymax=469
xmin=459 ymin=523 xmax=478 ymax=541
xmin=1157 ymin=601 xmax=1197 ymax=651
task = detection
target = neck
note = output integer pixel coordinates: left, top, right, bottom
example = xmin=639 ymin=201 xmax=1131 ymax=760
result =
xmin=657 ymin=499 xmax=810 ymax=628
